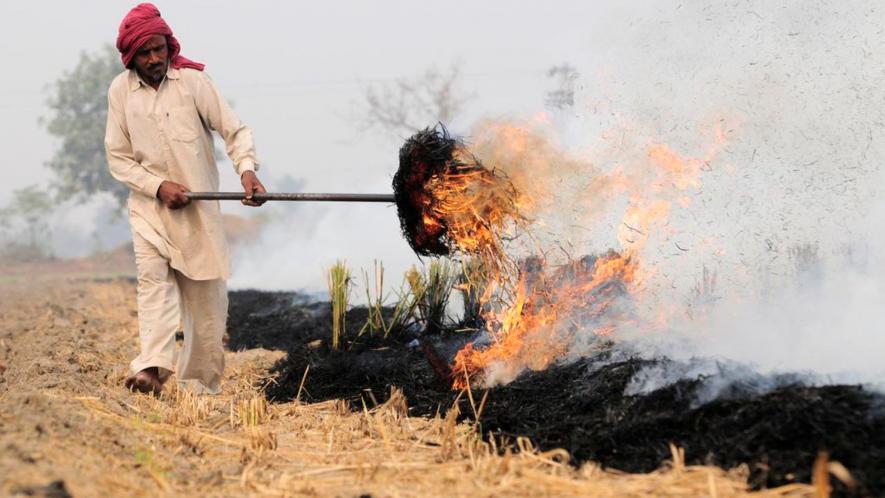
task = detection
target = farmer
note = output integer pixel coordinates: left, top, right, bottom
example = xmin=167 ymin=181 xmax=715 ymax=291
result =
xmin=105 ymin=3 xmax=265 ymax=395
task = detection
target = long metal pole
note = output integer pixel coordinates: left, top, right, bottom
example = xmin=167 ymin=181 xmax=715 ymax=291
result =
xmin=187 ymin=192 xmax=395 ymax=203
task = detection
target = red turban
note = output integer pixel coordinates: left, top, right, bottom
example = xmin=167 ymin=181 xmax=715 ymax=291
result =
xmin=116 ymin=3 xmax=204 ymax=71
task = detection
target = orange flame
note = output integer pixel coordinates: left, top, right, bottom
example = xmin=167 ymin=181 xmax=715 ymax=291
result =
xmin=424 ymin=118 xmax=727 ymax=390
xmin=452 ymin=251 xmax=637 ymax=389
xmin=421 ymin=148 xmax=528 ymax=275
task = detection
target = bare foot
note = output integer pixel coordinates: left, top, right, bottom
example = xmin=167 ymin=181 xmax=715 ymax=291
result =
xmin=124 ymin=367 xmax=162 ymax=395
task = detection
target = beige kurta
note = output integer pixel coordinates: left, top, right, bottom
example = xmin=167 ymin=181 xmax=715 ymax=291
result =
xmin=105 ymin=67 xmax=258 ymax=280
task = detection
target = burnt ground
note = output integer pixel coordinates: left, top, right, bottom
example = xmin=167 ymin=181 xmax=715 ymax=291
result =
xmin=228 ymin=290 xmax=885 ymax=497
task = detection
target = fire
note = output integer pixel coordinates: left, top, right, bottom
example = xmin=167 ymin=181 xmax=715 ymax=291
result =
xmin=452 ymin=251 xmax=637 ymax=389
xmin=396 ymin=119 xmax=727 ymax=390
xmin=393 ymin=126 xmax=527 ymax=262
xmin=422 ymin=152 xmax=527 ymax=270
xmin=647 ymin=144 xmax=703 ymax=190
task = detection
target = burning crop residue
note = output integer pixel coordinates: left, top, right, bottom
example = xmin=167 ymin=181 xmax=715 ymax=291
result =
xmin=452 ymin=251 xmax=638 ymax=388
xmin=394 ymin=125 xmax=527 ymax=270
xmin=396 ymin=120 xmax=724 ymax=390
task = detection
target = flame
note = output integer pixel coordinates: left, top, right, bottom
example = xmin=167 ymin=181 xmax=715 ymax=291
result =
xmin=409 ymin=118 xmax=729 ymax=390
xmin=451 ymin=251 xmax=637 ymax=388
xmin=647 ymin=144 xmax=703 ymax=190
xmin=420 ymin=148 xmax=528 ymax=275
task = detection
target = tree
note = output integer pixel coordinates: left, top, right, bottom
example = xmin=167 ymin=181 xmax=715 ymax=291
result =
xmin=0 ymin=185 xmax=55 ymax=261
xmin=360 ymin=65 xmax=471 ymax=137
xmin=43 ymin=45 xmax=128 ymax=206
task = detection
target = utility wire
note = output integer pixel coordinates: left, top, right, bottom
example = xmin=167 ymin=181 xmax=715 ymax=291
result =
xmin=0 ymin=68 xmax=548 ymax=104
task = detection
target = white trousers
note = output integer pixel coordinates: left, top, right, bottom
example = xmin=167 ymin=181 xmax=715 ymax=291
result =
xmin=130 ymin=232 xmax=228 ymax=394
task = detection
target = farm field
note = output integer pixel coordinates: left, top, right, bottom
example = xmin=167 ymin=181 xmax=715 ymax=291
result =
xmin=0 ymin=271 xmax=824 ymax=497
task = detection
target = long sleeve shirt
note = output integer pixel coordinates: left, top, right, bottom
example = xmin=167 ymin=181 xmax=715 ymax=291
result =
xmin=105 ymin=67 xmax=258 ymax=280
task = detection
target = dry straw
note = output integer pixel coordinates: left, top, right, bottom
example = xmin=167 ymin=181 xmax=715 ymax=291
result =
xmin=457 ymin=256 xmax=492 ymax=326
xmin=1 ymin=277 xmax=841 ymax=498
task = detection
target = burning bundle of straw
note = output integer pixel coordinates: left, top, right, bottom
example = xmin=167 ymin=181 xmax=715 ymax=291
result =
xmin=394 ymin=125 xmax=638 ymax=390
xmin=393 ymin=125 xmax=646 ymax=390
xmin=394 ymin=125 xmax=526 ymax=269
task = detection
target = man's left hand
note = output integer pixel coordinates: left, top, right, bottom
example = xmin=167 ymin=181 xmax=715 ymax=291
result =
xmin=240 ymin=171 xmax=266 ymax=206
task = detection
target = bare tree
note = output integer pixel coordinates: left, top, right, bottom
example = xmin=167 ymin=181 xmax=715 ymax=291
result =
xmin=360 ymin=65 xmax=471 ymax=137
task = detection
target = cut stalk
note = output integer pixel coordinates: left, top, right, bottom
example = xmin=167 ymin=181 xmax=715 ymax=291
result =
xmin=458 ymin=257 xmax=490 ymax=327
xmin=360 ymin=261 xmax=386 ymax=337
xmin=327 ymin=260 xmax=351 ymax=350
xmin=412 ymin=260 xmax=458 ymax=335
xmin=360 ymin=260 xmax=421 ymax=338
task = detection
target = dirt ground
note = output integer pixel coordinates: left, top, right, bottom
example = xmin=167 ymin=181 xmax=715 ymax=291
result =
xmin=0 ymin=267 xmax=828 ymax=497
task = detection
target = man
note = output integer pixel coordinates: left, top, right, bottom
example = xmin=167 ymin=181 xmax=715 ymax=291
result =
xmin=105 ymin=3 xmax=265 ymax=395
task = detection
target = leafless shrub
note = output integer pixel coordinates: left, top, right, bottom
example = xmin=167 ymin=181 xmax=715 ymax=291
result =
xmin=789 ymin=242 xmax=822 ymax=283
xmin=360 ymin=65 xmax=471 ymax=137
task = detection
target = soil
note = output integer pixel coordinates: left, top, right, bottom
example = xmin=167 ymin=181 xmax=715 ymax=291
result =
xmin=227 ymin=290 xmax=885 ymax=497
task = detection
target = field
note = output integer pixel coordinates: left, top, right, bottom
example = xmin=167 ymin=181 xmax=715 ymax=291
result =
xmin=0 ymin=261 xmax=839 ymax=497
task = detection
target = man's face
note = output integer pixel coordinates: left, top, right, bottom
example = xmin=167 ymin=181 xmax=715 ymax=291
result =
xmin=133 ymin=34 xmax=168 ymax=85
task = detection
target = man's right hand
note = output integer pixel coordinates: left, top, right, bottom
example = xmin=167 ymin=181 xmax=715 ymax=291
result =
xmin=156 ymin=181 xmax=191 ymax=210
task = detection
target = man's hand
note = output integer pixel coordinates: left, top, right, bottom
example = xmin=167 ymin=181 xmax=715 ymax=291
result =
xmin=240 ymin=170 xmax=266 ymax=206
xmin=157 ymin=181 xmax=191 ymax=209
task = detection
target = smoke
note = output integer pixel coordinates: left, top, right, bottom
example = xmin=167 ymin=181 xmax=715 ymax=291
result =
xmin=222 ymin=1 xmax=885 ymax=391
xmin=627 ymin=229 xmax=885 ymax=391
xmin=45 ymin=195 xmax=128 ymax=258
xmin=594 ymin=1 xmax=885 ymax=389
xmin=465 ymin=1 xmax=885 ymax=391
xmin=229 ymin=201 xmax=419 ymax=294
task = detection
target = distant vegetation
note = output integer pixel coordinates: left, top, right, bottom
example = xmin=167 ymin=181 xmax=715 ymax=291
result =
xmin=0 ymin=185 xmax=55 ymax=262
xmin=43 ymin=44 xmax=126 ymax=206
xmin=1 ymin=45 xmax=121 ymax=263
xmin=359 ymin=65 xmax=471 ymax=137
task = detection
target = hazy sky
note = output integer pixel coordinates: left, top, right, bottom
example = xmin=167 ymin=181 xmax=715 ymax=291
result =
xmin=3 ymin=1 xmax=884 ymax=298
xmin=0 ymin=0 xmax=635 ymax=275
xmin=1 ymin=0 xmax=629 ymax=198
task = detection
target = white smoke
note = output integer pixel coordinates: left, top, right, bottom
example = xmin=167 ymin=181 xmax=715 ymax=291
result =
xmin=225 ymin=0 xmax=885 ymax=392
xmin=229 ymin=200 xmax=420 ymax=294
xmin=548 ymin=0 xmax=885 ymax=392
xmin=622 ymin=216 xmax=885 ymax=392
xmin=455 ymin=1 xmax=885 ymax=391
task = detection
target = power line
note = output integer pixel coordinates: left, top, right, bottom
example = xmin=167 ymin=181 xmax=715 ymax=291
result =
xmin=221 ymin=68 xmax=545 ymax=91
xmin=0 ymin=68 xmax=548 ymax=101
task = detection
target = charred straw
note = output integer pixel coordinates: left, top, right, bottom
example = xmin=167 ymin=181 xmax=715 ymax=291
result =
xmin=395 ymin=123 xmax=528 ymax=275
xmin=394 ymin=124 xmax=460 ymax=256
